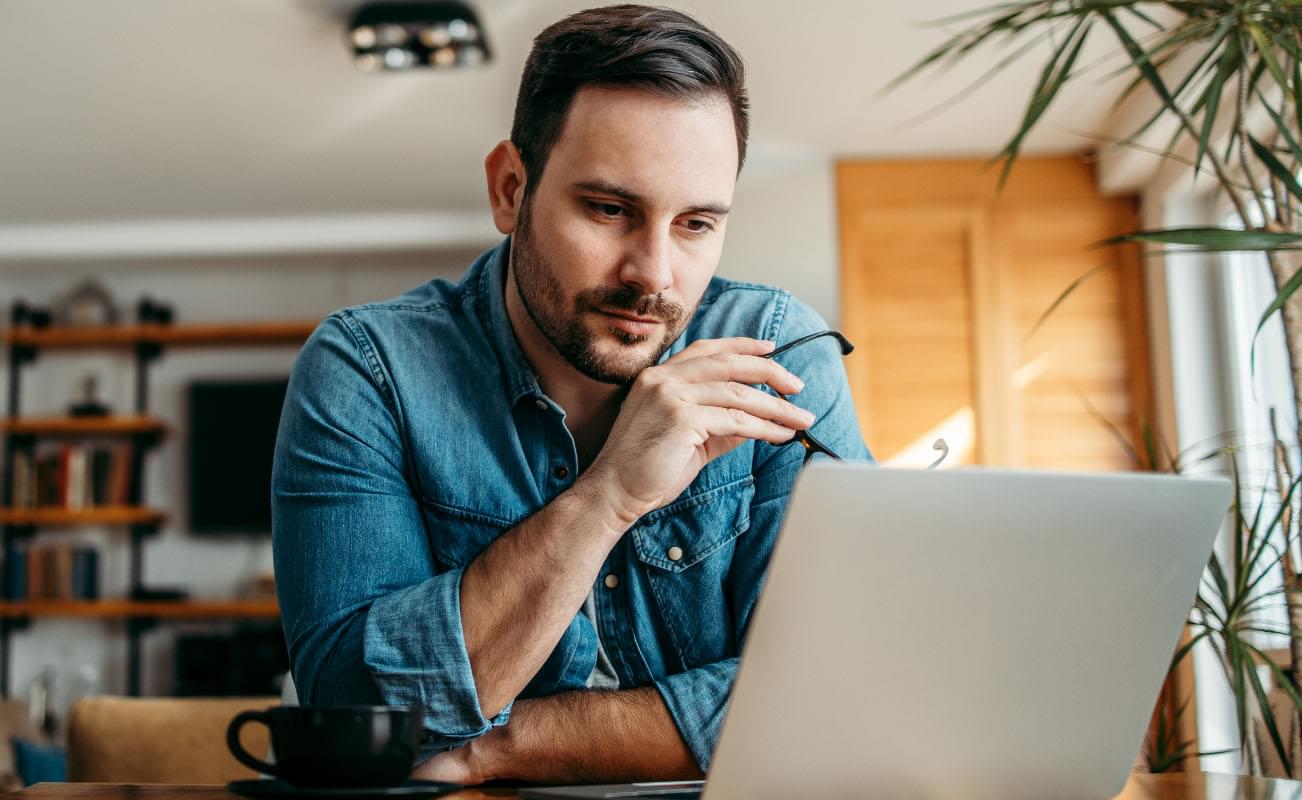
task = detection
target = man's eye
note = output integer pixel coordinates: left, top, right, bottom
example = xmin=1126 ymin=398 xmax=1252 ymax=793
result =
xmin=589 ymin=202 xmax=625 ymax=218
xmin=685 ymin=219 xmax=715 ymax=233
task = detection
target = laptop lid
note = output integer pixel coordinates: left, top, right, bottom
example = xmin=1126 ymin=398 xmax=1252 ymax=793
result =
xmin=703 ymin=464 xmax=1230 ymax=800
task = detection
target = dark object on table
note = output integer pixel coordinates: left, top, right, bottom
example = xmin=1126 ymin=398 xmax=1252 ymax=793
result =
xmin=226 ymin=705 xmax=427 ymax=789
xmin=187 ymin=378 xmax=288 ymax=534
xmin=52 ymin=279 xmax=119 ymax=327
xmin=227 ymin=779 xmax=462 ymax=798
xmin=11 ymin=301 xmax=52 ymax=329
xmin=68 ymin=374 xmax=110 ymax=417
xmin=136 ymin=296 xmax=174 ymax=325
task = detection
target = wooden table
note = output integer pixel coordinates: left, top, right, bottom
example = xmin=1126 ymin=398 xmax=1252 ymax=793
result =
xmin=8 ymin=773 xmax=1302 ymax=799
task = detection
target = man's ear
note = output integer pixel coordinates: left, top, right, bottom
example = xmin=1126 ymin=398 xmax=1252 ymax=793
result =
xmin=485 ymin=140 xmax=528 ymax=234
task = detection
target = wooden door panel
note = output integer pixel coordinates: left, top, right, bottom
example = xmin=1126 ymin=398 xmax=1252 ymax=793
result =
xmin=841 ymin=207 xmax=981 ymax=466
xmin=837 ymin=157 xmax=1148 ymax=472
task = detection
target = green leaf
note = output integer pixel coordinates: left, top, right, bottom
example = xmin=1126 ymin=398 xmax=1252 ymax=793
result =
xmin=1226 ymin=639 xmax=1250 ymax=749
xmin=1245 ymin=642 xmax=1302 ymax=713
xmin=1251 ymin=265 xmax=1302 ymax=372
xmin=1294 ymin=48 xmax=1301 ymax=149
xmin=1256 ymin=89 xmax=1302 ymax=166
xmin=1247 ymin=23 xmax=1291 ymax=94
xmin=1248 ymin=134 xmax=1302 ymax=202
xmin=1243 ymin=653 xmax=1292 ymax=775
xmin=1169 ymin=629 xmax=1211 ymax=671
xmin=1239 ymin=474 xmax=1302 ymax=599
xmin=1026 ymin=262 xmax=1114 ymax=338
xmin=992 ymin=16 xmax=1093 ymax=190
xmin=1197 ymin=33 xmax=1241 ymax=175
xmin=1205 ymin=552 xmax=1231 ymax=614
xmin=1103 ymin=227 xmax=1302 ymax=251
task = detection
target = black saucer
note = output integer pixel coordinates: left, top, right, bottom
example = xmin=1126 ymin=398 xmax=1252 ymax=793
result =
xmin=227 ymin=779 xmax=464 ymax=798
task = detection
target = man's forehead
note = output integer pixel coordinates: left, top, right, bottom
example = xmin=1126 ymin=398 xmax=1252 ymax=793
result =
xmin=545 ymin=87 xmax=738 ymax=210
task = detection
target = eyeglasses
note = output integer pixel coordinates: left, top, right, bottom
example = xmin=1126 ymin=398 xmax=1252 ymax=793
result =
xmin=763 ymin=330 xmax=854 ymax=463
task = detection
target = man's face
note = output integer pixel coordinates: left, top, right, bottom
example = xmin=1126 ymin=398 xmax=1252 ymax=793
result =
xmin=510 ymin=85 xmax=739 ymax=385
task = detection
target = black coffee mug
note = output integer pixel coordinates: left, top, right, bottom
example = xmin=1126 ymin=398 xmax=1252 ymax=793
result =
xmin=227 ymin=705 xmax=425 ymax=788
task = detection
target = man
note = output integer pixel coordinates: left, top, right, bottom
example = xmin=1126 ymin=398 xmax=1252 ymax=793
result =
xmin=271 ymin=3 xmax=869 ymax=785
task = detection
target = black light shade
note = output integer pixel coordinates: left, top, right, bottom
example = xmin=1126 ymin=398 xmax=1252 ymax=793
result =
xmin=348 ymin=1 xmax=490 ymax=71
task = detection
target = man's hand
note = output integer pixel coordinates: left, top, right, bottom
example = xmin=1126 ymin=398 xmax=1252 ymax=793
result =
xmin=583 ymin=337 xmax=812 ymax=524
xmin=414 ymin=737 xmax=492 ymax=785
xmin=458 ymin=337 xmax=809 ymax=720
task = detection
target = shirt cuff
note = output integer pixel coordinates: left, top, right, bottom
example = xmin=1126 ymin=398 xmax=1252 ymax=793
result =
xmin=653 ymin=658 xmax=738 ymax=771
xmin=363 ymin=566 xmax=511 ymax=750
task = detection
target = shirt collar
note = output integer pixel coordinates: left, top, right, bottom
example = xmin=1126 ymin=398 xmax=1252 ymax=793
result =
xmin=477 ymin=235 xmax=547 ymax=406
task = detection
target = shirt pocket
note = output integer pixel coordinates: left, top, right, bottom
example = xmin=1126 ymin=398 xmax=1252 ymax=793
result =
xmin=629 ymin=476 xmax=755 ymax=669
xmin=419 ymin=500 xmax=514 ymax=570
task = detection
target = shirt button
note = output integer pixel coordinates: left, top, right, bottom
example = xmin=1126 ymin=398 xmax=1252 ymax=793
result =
xmin=534 ymin=398 xmax=548 ymax=411
xmin=666 ymin=546 xmax=684 ymax=562
xmin=554 ymin=465 xmax=569 ymax=479
xmin=604 ymin=574 xmax=619 ymax=589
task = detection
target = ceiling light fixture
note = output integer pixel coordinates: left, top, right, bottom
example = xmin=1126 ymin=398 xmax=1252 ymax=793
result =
xmin=348 ymin=1 xmax=490 ymax=72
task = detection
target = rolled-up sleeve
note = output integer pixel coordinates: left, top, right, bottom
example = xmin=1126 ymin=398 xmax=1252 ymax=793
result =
xmin=654 ymin=296 xmax=872 ymax=770
xmin=272 ymin=313 xmax=510 ymax=751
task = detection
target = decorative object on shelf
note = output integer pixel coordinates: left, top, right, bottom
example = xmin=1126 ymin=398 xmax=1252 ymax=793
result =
xmin=135 ymin=296 xmax=173 ymax=325
xmin=28 ymin=666 xmax=59 ymax=740
xmin=242 ymin=573 xmax=277 ymax=603
xmin=67 ymin=375 xmax=110 ymax=418
xmin=128 ymin=587 xmax=189 ymax=603
xmin=51 ymin=279 xmax=119 ymax=327
xmin=348 ymin=1 xmax=490 ymax=72
xmin=10 ymin=301 xmax=52 ymax=330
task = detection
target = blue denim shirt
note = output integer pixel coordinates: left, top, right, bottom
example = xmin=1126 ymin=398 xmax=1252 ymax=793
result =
xmin=271 ymin=236 xmax=870 ymax=770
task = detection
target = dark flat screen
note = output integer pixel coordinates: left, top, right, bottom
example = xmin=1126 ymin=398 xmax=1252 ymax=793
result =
xmin=187 ymin=378 xmax=289 ymax=534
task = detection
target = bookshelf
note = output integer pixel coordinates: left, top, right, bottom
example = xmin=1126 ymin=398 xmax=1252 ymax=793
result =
xmin=0 ymin=507 xmax=168 ymax=526
xmin=1 ymin=415 xmax=168 ymax=437
xmin=0 ymin=600 xmax=280 ymax=619
xmin=2 ymin=319 xmax=314 ymax=697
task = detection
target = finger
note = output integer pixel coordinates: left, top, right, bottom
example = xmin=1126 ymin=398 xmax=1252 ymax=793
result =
xmin=665 ymin=336 xmax=774 ymax=364
xmin=680 ymin=381 xmax=815 ymax=431
xmin=698 ymin=405 xmax=801 ymax=446
xmin=664 ymin=352 xmax=805 ymax=396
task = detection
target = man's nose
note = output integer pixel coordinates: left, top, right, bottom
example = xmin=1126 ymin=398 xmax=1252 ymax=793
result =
xmin=618 ymin=225 xmax=674 ymax=296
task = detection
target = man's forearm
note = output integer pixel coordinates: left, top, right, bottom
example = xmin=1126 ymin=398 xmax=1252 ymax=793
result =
xmin=472 ymin=687 xmax=701 ymax=783
xmin=461 ymin=474 xmax=632 ymax=717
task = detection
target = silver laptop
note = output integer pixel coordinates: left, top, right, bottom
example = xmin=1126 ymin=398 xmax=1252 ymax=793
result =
xmin=522 ymin=464 xmax=1231 ymax=800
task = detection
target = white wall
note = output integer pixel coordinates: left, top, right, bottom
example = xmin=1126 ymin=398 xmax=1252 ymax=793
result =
xmin=719 ymin=156 xmax=841 ymax=325
xmin=0 ymin=159 xmax=840 ymax=706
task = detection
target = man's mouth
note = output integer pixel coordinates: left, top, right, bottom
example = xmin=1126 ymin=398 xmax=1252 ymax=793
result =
xmin=597 ymin=308 xmax=661 ymax=336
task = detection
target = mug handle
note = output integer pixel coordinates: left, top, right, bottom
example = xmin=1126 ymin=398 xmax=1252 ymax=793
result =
xmin=227 ymin=710 xmax=280 ymax=778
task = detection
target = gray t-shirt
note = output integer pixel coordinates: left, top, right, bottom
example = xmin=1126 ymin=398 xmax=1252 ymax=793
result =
xmin=581 ymin=589 xmax=620 ymax=689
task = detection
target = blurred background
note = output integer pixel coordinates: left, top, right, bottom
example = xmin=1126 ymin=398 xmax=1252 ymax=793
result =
xmin=0 ymin=0 xmax=1295 ymax=786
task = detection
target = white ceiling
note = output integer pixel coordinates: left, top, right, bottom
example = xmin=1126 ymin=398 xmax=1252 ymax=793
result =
xmin=0 ymin=0 xmax=1139 ymax=229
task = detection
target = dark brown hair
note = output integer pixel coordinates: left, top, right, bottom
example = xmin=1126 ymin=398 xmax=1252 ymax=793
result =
xmin=510 ymin=4 xmax=749 ymax=197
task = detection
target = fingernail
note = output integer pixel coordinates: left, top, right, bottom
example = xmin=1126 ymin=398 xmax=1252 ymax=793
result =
xmin=800 ymin=409 xmax=816 ymax=424
xmin=761 ymin=339 xmax=775 ymax=351
xmin=791 ymin=375 xmax=805 ymax=391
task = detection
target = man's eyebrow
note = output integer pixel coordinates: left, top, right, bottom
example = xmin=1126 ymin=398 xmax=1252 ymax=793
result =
xmin=572 ymin=180 xmax=731 ymax=216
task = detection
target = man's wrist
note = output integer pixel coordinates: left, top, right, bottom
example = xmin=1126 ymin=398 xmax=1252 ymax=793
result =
xmin=570 ymin=469 xmax=642 ymax=536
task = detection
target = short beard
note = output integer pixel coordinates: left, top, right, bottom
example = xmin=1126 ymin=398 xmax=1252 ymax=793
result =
xmin=510 ymin=198 xmax=690 ymax=385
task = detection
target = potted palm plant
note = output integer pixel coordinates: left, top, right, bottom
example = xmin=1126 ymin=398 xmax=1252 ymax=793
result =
xmin=896 ymin=0 xmax=1302 ymax=776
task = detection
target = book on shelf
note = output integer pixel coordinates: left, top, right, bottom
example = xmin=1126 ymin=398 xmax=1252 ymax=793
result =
xmin=8 ymin=441 xmax=134 ymax=510
xmin=3 ymin=541 xmax=26 ymax=601
xmin=8 ymin=542 xmax=99 ymax=602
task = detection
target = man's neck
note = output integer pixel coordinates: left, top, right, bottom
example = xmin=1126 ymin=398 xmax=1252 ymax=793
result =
xmin=504 ymin=262 xmax=625 ymax=469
